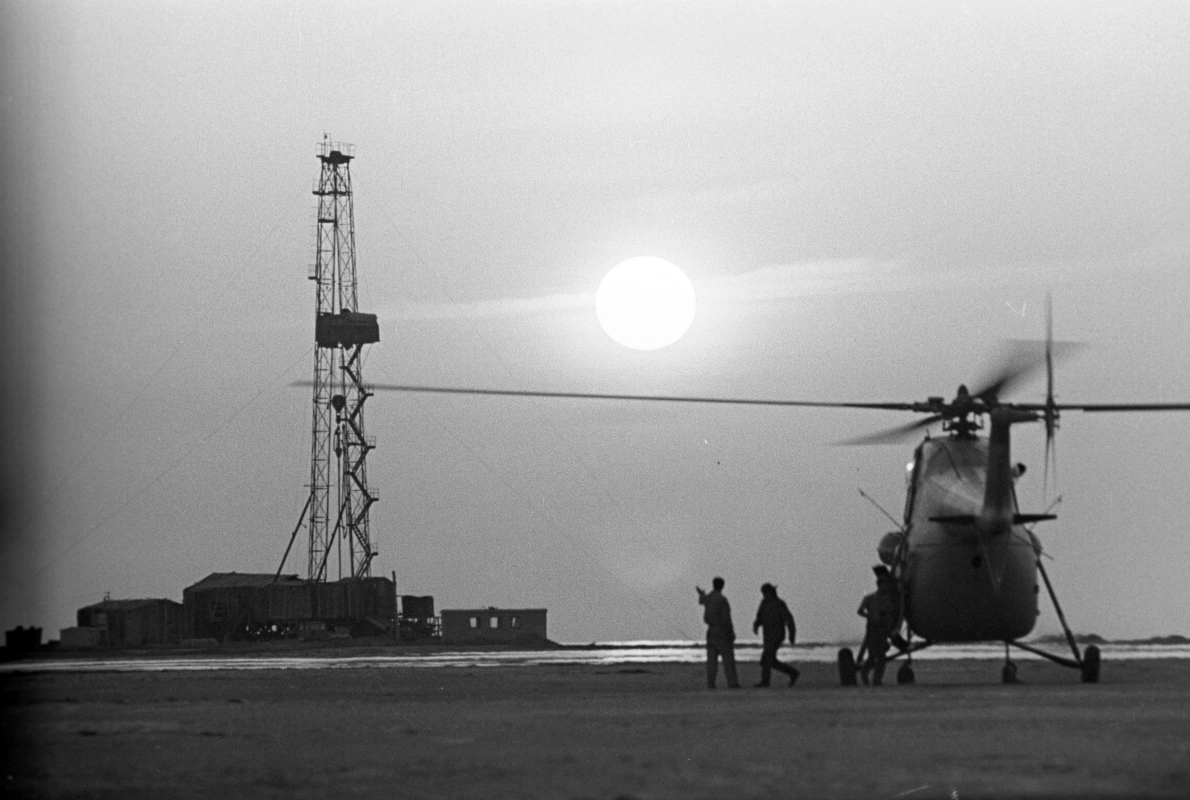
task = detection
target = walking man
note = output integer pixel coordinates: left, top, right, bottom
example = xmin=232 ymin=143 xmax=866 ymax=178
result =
xmin=696 ymin=576 xmax=740 ymax=689
xmin=752 ymin=583 xmax=800 ymax=687
xmin=857 ymin=565 xmax=902 ymax=686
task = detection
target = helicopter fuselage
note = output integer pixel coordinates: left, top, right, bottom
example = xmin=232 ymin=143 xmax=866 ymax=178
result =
xmin=900 ymin=432 xmax=1042 ymax=642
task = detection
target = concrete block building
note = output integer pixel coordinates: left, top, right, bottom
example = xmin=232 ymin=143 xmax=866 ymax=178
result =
xmin=440 ymin=607 xmax=548 ymax=645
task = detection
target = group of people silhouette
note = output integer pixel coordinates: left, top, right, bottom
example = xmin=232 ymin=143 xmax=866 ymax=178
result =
xmin=696 ymin=566 xmax=902 ymax=689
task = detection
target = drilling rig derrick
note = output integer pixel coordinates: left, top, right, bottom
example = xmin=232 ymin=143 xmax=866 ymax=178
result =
xmin=285 ymin=140 xmax=380 ymax=583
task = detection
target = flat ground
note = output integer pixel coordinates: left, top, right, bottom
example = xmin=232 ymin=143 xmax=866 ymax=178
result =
xmin=3 ymin=658 xmax=1189 ymax=799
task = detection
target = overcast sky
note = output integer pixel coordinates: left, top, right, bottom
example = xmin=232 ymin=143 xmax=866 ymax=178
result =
xmin=3 ymin=1 xmax=1189 ymax=644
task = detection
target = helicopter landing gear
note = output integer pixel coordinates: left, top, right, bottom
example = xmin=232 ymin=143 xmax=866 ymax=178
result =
xmin=896 ymin=662 xmax=915 ymax=684
xmin=1002 ymin=643 xmax=1022 ymax=684
xmin=838 ymin=647 xmax=858 ymax=686
xmin=1081 ymin=644 xmax=1101 ymax=684
xmin=1032 ymin=558 xmax=1102 ymax=684
xmin=1001 ymin=660 xmax=1020 ymax=684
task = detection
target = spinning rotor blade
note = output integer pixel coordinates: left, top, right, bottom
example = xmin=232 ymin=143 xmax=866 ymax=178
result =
xmin=1011 ymin=300 xmax=1190 ymax=417
xmin=1043 ymin=432 xmax=1057 ymax=501
xmin=837 ymin=415 xmax=944 ymax=446
xmin=1052 ymin=402 xmax=1190 ymax=412
xmin=1043 ymin=294 xmax=1057 ymax=499
xmin=1012 ymin=401 xmax=1190 ymax=412
xmin=345 ymin=383 xmax=926 ymax=411
xmin=296 ymin=382 xmax=953 ymax=445
xmin=972 ymin=337 xmax=1084 ymax=402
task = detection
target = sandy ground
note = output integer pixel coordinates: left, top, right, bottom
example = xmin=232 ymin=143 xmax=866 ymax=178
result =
xmin=3 ymin=657 xmax=1189 ymax=799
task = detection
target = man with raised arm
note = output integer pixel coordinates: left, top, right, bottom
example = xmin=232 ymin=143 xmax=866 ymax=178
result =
xmin=696 ymin=576 xmax=740 ymax=689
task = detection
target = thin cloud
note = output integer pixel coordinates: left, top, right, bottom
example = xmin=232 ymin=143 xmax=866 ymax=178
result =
xmin=382 ymin=290 xmax=593 ymax=322
xmin=696 ymin=259 xmax=915 ymax=305
xmin=379 ymin=246 xmax=1184 ymax=323
xmin=381 ymin=260 xmax=945 ymax=322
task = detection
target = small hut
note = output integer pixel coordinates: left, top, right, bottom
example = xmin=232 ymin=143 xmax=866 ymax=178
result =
xmin=440 ymin=607 xmax=548 ymax=646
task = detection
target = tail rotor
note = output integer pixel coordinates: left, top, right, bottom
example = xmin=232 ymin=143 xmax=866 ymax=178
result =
xmin=1043 ymin=294 xmax=1059 ymax=501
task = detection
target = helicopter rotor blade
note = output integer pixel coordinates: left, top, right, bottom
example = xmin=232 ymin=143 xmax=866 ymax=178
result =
xmin=1010 ymin=400 xmax=1190 ymax=413
xmin=293 ymin=381 xmax=1190 ymax=416
xmin=1043 ymin=293 xmax=1057 ymax=500
xmin=971 ymin=336 xmax=1084 ymax=402
xmin=324 ymin=382 xmax=928 ymax=411
xmin=1043 ymin=432 xmax=1058 ymax=502
xmin=1045 ymin=294 xmax=1055 ymax=408
xmin=1050 ymin=402 xmax=1190 ymax=412
xmin=837 ymin=415 xmax=944 ymax=446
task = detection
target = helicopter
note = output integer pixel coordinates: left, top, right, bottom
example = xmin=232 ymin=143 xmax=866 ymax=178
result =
xmin=358 ymin=303 xmax=1190 ymax=685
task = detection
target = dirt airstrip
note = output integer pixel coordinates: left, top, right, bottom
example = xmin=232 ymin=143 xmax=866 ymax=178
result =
xmin=3 ymin=657 xmax=1189 ymax=799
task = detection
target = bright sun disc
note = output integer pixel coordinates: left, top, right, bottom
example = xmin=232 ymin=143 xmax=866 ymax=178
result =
xmin=596 ymin=257 xmax=697 ymax=351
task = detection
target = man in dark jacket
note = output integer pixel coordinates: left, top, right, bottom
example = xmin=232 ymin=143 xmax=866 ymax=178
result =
xmin=857 ymin=565 xmax=902 ymax=686
xmin=752 ymin=583 xmax=800 ymax=687
xmin=697 ymin=576 xmax=740 ymax=689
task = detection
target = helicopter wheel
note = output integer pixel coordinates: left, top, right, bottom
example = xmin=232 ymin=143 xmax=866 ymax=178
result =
xmin=1001 ymin=660 xmax=1020 ymax=684
xmin=837 ymin=647 xmax=858 ymax=686
xmin=896 ymin=662 xmax=915 ymax=684
xmin=1081 ymin=645 xmax=1101 ymax=684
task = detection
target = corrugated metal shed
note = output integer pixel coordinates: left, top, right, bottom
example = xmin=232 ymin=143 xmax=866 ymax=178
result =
xmin=187 ymin=572 xmax=306 ymax=590
xmin=183 ymin=573 xmax=395 ymax=641
xmin=60 ymin=627 xmax=103 ymax=648
xmin=77 ymin=598 xmax=183 ymax=646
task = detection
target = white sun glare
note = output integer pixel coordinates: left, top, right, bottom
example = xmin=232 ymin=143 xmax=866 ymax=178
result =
xmin=595 ymin=257 xmax=697 ymax=351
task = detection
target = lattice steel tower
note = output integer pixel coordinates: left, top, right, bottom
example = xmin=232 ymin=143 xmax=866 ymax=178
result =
xmin=284 ymin=140 xmax=380 ymax=581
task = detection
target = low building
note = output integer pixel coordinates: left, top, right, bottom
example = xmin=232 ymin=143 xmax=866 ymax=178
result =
xmin=183 ymin=572 xmax=396 ymax=641
xmin=75 ymin=598 xmax=183 ymax=646
xmin=440 ymin=607 xmax=548 ymax=646
xmin=59 ymin=627 xmax=103 ymax=648
xmin=5 ymin=626 xmax=43 ymax=653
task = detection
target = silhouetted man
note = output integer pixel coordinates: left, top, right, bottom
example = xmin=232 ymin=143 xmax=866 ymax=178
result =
xmin=697 ymin=576 xmax=739 ymax=689
xmin=857 ymin=565 xmax=902 ymax=686
xmin=752 ymin=582 xmax=800 ymax=687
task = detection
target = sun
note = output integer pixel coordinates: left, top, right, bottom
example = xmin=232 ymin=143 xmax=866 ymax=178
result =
xmin=596 ymin=257 xmax=697 ymax=350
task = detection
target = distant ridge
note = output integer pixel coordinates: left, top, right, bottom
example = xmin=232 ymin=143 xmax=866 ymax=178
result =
xmin=1032 ymin=633 xmax=1189 ymax=646
xmin=1116 ymin=634 xmax=1190 ymax=646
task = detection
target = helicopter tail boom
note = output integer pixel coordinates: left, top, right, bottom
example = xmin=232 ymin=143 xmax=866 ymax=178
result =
xmin=977 ymin=407 xmax=1038 ymax=535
